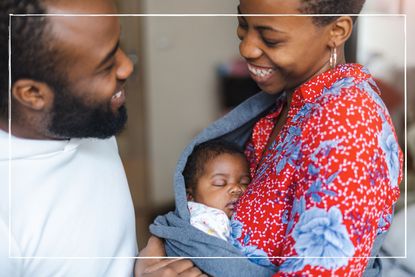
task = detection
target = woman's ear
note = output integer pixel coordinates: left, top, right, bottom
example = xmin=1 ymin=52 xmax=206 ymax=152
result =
xmin=328 ymin=16 xmax=354 ymax=48
xmin=12 ymin=79 xmax=54 ymax=111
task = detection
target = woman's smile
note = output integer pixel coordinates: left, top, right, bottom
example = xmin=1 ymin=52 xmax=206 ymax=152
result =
xmin=247 ymin=63 xmax=275 ymax=84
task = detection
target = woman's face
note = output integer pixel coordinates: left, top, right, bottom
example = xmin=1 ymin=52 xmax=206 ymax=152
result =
xmin=237 ymin=0 xmax=333 ymax=94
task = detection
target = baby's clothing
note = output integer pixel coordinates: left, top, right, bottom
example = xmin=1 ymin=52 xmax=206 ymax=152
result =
xmin=188 ymin=201 xmax=231 ymax=241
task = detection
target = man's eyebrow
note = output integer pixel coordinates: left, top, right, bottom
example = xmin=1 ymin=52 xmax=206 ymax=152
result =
xmin=97 ymin=40 xmax=119 ymax=69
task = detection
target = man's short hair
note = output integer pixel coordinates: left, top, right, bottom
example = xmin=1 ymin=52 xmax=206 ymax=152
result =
xmin=183 ymin=140 xmax=247 ymax=192
xmin=0 ymin=0 xmax=64 ymax=116
xmin=299 ymin=0 xmax=366 ymax=26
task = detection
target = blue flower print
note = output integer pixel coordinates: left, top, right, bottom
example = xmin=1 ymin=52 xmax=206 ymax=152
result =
xmin=281 ymin=206 xmax=355 ymax=272
xmin=322 ymin=77 xmax=356 ymax=98
xmin=292 ymin=103 xmax=316 ymax=123
xmin=379 ymin=122 xmax=400 ymax=187
xmin=282 ymin=209 xmax=289 ymax=225
xmin=229 ymin=218 xmax=278 ymax=271
xmin=361 ymin=66 xmax=371 ymax=75
xmin=357 ymin=80 xmax=388 ymax=112
xmin=308 ymin=164 xmax=320 ymax=175
xmin=286 ymin=196 xmax=306 ymax=235
xmin=310 ymin=140 xmax=342 ymax=163
xmin=275 ymin=126 xmax=302 ymax=174
xmin=279 ymin=257 xmax=305 ymax=272
xmin=229 ymin=216 xmax=243 ymax=241
xmin=377 ymin=212 xmax=392 ymax=234
xmin=306 ymin=171 xmax=339 ymax=203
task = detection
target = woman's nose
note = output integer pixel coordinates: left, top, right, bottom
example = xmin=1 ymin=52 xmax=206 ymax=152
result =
xmin=239 ymin=34 xmax=262 ymax=61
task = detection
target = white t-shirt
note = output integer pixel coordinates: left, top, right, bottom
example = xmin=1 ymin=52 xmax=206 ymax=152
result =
xmin=188 ymin=201 xmax=231 ymax=241
xmin=0 ymin=130 xmax=137 ymax=277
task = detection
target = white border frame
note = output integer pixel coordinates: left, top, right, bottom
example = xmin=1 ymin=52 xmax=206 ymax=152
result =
xmin=7 ymin=13 xmax=407 ymax=261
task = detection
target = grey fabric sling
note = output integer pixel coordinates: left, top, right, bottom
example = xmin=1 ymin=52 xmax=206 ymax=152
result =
xmin=150 ymin=91 xmax=385 ymax=277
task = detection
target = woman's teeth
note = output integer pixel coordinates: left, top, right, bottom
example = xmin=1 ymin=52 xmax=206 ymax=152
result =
xmin=247 ymin=64 xmax=274 ymax=77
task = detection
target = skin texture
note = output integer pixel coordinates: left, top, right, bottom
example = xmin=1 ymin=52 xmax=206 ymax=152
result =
xmin=188 ymin=153 xmax=250 ymax=218
xmin=0 ymin=0 xmax=133 ymax=139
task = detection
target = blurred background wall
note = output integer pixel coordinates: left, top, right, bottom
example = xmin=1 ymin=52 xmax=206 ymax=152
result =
xmin=113 ymin=1 xmax=412 ymax=267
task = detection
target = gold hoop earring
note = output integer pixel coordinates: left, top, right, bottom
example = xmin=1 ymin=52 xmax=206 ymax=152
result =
xmin=330 ymin=47 xmax=337 ymax=69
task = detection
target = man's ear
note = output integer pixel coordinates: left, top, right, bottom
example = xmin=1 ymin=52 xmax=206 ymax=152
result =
xmin=12 ymin=79 xmax=54 ymax=111
xmin=328 ymin=16 xmax=354 ymax=48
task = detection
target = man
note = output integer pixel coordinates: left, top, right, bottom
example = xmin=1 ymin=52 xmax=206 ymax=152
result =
xmin=1 ymin=1 xmax=205 ymax=276
xmin=0 ymin=0 xmax=138 ymax=276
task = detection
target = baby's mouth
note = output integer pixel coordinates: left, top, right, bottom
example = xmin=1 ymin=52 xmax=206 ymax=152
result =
xmin=226 ymin=199 xmax=239 ymax=210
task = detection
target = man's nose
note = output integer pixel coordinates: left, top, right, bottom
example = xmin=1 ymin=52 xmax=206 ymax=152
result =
xmin=116 ymin=49 xmax=134 ymax=80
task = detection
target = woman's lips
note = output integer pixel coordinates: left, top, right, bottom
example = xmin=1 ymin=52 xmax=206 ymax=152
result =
xmin=247 ymin=63 xmax=275 ymax=84
xmin=110 ymin=89 xmax=126 ymax=112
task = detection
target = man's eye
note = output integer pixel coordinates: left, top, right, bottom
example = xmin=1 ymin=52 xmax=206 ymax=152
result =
xmin=104 ymin=63 xmax=116 ymax=72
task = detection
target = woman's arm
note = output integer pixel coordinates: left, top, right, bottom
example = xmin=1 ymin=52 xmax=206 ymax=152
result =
xmin=274 ymin=91 xmax=402 ymax=276
xmin=134 ymin=236 xmax=207 ymax=277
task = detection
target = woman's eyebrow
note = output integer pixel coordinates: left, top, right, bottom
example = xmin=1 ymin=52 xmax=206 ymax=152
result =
xmin=237 ymin=5 xmax=246 ymax=22
xmin=237 ymin=6 xmax=285 ymax=34
xmin=255 ymin=25 xmax=286 ymax=34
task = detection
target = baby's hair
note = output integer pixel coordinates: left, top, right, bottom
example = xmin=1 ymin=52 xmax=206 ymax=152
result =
xmin=183 ymin=140 xmax=246 ymax=193
xmin=299 ymin=0 xmax=366 ymax=26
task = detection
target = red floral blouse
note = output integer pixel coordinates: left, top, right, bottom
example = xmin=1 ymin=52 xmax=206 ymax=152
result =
xmin=230 ymin=64 xmax=403 ymax=276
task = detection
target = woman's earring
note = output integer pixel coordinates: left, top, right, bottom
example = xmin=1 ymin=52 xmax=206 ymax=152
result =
xmin=330 ymin=46 xmax=337 ymax=69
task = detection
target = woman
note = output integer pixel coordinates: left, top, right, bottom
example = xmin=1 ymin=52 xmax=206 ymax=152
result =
xmin=137 ymin=0 xmax=403 ymax=276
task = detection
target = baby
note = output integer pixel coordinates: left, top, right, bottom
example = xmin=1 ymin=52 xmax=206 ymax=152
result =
xmin=183 ymin=140 xmax=250 ymax=241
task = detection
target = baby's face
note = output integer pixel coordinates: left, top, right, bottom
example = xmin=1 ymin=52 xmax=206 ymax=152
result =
xmin=192 ymin=153 xmax=250 ymax=218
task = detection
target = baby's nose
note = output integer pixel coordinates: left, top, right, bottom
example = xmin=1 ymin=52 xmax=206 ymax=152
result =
xmin=229 ymin=184 xmax=244 ymax=196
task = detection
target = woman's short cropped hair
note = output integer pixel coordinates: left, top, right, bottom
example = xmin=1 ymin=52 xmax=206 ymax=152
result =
xmin=299 ymin=0 xmax=366 ymax=26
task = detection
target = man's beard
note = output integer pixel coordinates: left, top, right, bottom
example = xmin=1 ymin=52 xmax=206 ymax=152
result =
xmin=47 ymin=85 xmax=127 ymax=139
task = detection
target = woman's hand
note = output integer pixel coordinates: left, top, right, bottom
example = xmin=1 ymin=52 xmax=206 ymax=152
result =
xmin=134 ymin=236 xmax=207 ymax=277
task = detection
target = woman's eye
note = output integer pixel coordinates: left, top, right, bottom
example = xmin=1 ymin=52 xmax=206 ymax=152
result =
xmin=237 ymin=20 xmax=248 ymax=29
xmin=236 ymin=25 xmax=247 ymax=41
xmin=212 ymin=180 xmax=226 ymax=187
xmin=262 ymin=38 xmax=280 ymax=47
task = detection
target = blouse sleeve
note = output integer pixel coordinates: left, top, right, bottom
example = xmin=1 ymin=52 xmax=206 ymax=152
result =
xmin=273 ymin=89 xmax=403 ymax=276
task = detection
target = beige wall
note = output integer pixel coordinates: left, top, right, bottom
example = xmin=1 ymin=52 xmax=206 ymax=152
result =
xmin=141 ymin=1 xmax=240 ymax=204
xmin=358 ymin=0 xmax=406 ymax=80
